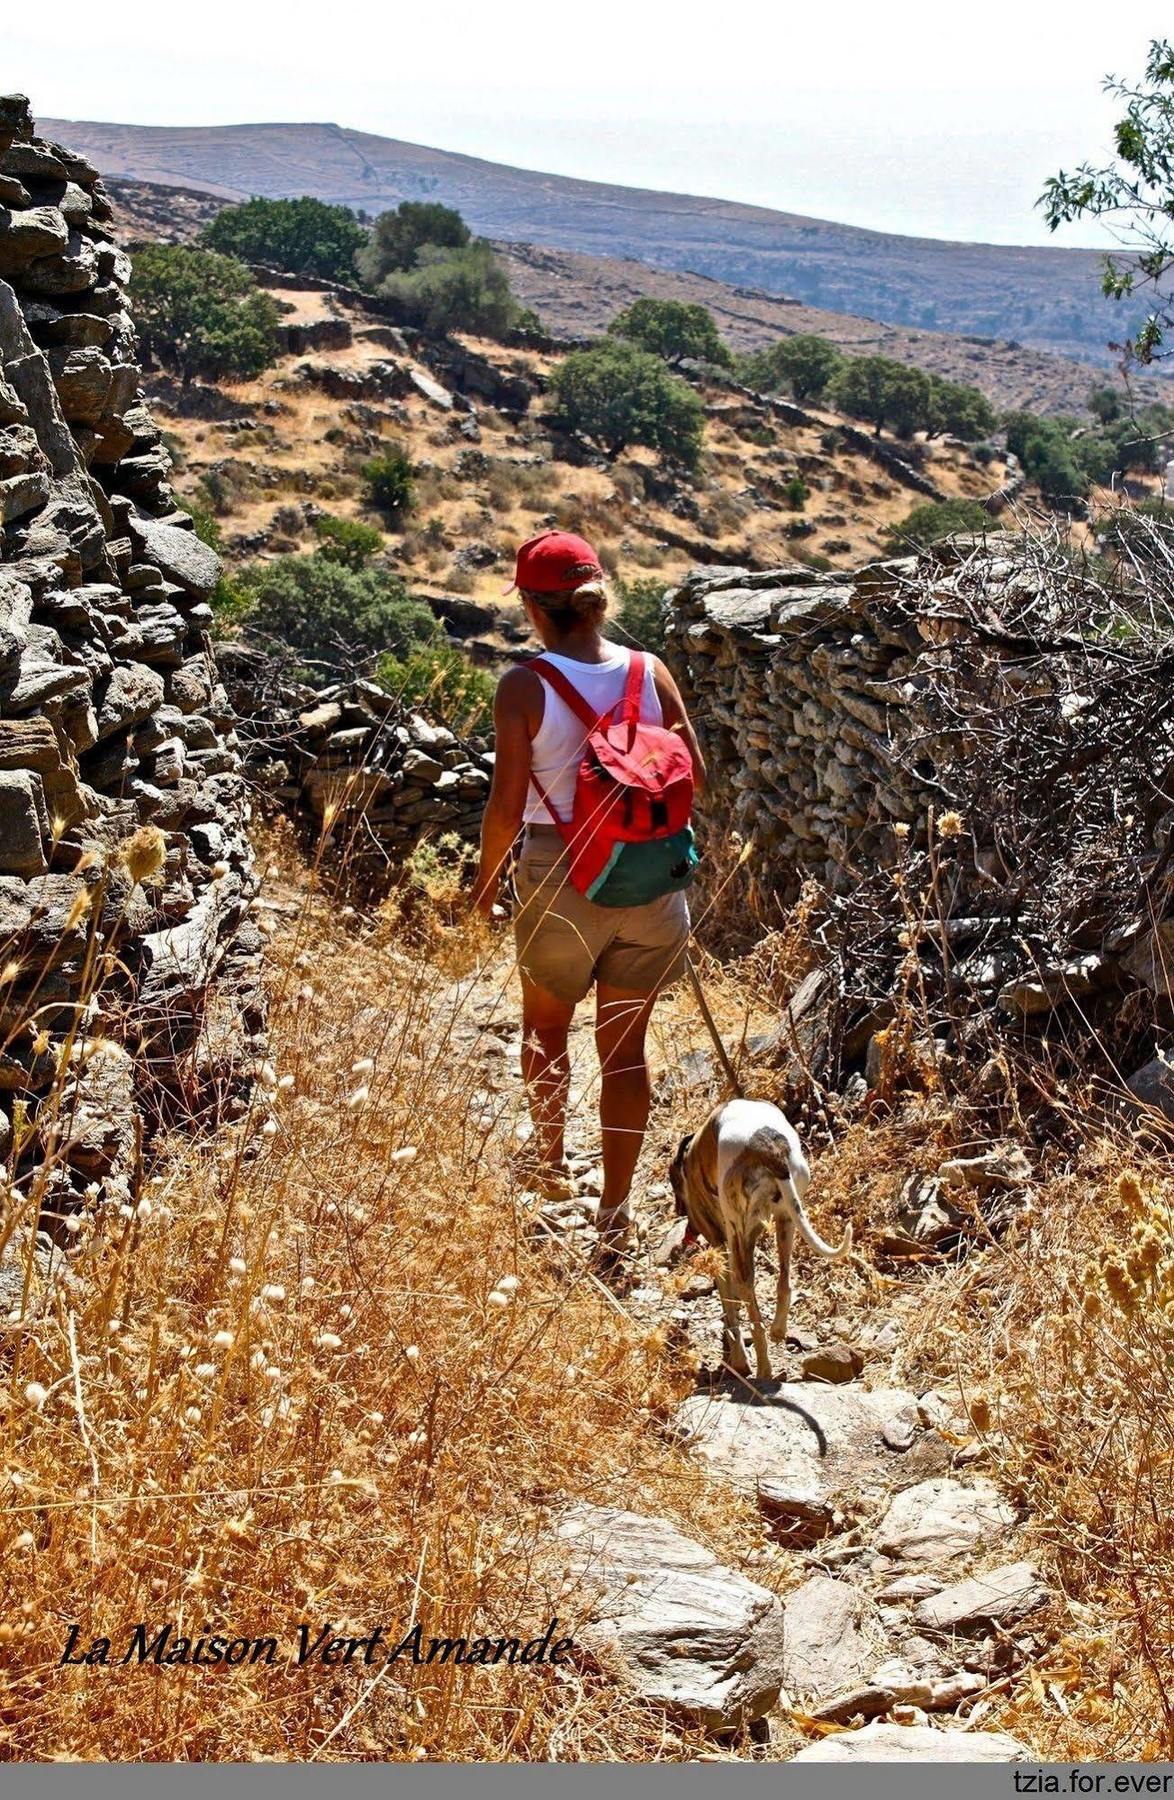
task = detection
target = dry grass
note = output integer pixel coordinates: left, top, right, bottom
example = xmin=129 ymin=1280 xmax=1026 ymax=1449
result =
xmin=904 ymin=1127 xmax=1174 ymax=1760
xmin=0 ymin=824 xmax=771 ymax=1764
xmin=4 ymin=816 xmax=1174 ymax=1761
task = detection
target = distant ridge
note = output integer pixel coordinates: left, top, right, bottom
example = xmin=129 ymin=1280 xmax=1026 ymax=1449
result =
xmin=43 ymin=115 xmax=1145 ymax=370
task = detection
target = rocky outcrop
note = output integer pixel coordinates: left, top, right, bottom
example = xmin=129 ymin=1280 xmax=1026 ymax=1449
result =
xmin=0 ymin=97 xmax=261 ymax=1196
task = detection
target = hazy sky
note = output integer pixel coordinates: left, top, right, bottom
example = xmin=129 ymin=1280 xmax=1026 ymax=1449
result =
xmin=9 ymin=3 xmax=1160 ymax=247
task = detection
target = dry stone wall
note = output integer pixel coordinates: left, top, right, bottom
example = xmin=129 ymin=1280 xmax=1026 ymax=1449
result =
xmin=219 ymin=647 xmax=493 ymax=873
xmin=0 ymin=97 xmax=261 ymax=1181
xmin=663 ymin=558 xmax=945 ymax=894
xmin=663 ymin=545 xmax=1174 ymax=1071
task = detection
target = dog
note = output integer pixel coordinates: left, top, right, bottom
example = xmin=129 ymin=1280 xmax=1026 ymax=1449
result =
xmin=669 ymin=1097 xmax=852 ymax=1380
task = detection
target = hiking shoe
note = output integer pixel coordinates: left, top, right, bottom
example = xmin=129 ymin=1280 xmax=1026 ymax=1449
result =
xmin=511 ymin=1153 xmax=577 ymax=1203
xmin=589 ymin=1207 xmax=639 ymax=1279
xmin=588 ymin=1236 xmax=640 ymax=1294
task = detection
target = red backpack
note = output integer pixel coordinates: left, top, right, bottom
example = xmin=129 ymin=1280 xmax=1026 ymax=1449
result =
xmin=528 ymin=651 xmax=698 ymax=907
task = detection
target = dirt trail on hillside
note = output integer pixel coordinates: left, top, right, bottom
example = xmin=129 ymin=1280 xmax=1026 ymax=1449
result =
xmin=416 ymin=925 xmax=1049 ymax=1757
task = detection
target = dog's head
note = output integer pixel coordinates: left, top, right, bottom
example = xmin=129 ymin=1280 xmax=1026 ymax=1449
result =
xmin=669 ymin=1132 xmax=695 ymax=1218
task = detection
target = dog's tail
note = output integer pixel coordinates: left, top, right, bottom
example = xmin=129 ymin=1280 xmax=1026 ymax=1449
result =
xmin=748 ymin=1139 xmax=853 ymax=1260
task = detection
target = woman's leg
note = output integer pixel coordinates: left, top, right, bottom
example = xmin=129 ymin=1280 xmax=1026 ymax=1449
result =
xmin=594 ymin=983 xmax=659 ymax=1233
xmin=520 ymin=971 xmax=576 ymax=1171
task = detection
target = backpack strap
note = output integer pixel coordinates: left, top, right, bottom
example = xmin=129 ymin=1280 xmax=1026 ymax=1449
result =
xmin=619 ymin=651 xmax=646 ymax=735
xmin=527 ymin=769 xmax=569 ymax=838
xmin=529 ymin=657 xmax=600 ymax=730
xmin=531 ymin=653 xmax=646 ymax=732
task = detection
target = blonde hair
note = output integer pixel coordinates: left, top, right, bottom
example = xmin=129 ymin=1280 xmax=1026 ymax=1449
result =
xmin=522 ymin=578 xmax=608 ymax=630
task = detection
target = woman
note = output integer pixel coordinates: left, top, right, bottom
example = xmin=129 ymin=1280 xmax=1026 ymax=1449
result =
xmin=472 ymin=529 xmax=706 ymax=1267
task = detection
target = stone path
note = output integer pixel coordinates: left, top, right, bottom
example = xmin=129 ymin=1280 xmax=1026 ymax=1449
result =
xmin=444 ymin=956 xmax=1044 ymax=1760
xmin=552 ymin=1505 xmax=786 ymax=1730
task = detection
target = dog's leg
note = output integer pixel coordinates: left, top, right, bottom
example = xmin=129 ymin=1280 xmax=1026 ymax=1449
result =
xmin=723 ymin=1216 xmax=770 ymax=1382
xmin=771 ymin=1209 xmax=795 ymax=1345
xmin=746 ymin=1286 xmax=772 ymax=1381
xmin=716 ymin=1264 xmax=751 ymax=1377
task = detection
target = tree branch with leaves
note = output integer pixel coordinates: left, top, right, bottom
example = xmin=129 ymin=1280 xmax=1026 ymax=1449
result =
xmin=1041 ymin=38 xmax=1174 ymax=367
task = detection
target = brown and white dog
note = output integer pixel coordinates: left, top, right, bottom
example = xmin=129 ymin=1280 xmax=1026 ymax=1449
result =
xmin=669 ymin=1098 xmax=852 ymax=1380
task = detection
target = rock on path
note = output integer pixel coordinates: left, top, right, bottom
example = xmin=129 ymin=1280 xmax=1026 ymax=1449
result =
xmin=552 ymin=1504 xmax=787 ymax=1729
xmin=914 ymin=1561 xmax=1047 ymax=1634
xmin=780 ymin=1575 xmax=887 ymax=1702
xmin=673 ymin=1385 xmax=944 ymax=1538
xmin=790 ymin=1721 xmax=1032 ymax=1761
xmin=874 ymin=1478 xmax=1017 ymax=1564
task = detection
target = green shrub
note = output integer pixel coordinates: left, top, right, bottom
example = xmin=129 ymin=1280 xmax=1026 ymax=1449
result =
xmin=362 ymin=451 xmax=415 ymax=521
xmin=926 ymin=377 xmax=996 ymax=441
xmin=130 ymin=244 xmax=281 ymax=383
xmin=741 ymin=334 xmax=842 ymax=403
xmin=1088 ymin=384 xmax=1124 ymax=425
xmin=235 ymin=554 xmax=434 ymax=677
xmin=356 ymin=202 xmax=471 ymax=284
xmin=829 ymin=355 xmax=933 ymax=438
xmin=373 ymin=241 xmax=519 ymax=338
xmin=613 ymin=576 xmax=671 ymax=654
xmin=608 ymin=298 xmax=732 ymax=368
xmin=377 ymin=638 xmax=495 ymax=732
xmin=313 ymin=513 xmax=384 ymax=568
xmin=200 ymin=197 xmax=365 ymax=283
xmin=883 ymin=497 xmax=990 ymax=550
xmin=548 ymin=340 xmax=704 ymax=466
xmin=783 ymin=475 xmax=808 ymax=509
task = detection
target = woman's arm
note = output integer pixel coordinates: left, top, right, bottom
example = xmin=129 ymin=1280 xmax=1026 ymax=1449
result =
xmin=651 ymin=656 xmax=708 ymax=795
xmin=471 ymin=665 xmax=542 ymax=916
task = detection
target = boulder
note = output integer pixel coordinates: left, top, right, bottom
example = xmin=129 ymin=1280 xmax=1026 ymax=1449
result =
xmin=95 ymin=662 xmax=166 ymax=741
xmin=20 ymin=230 xmax=100 ymax=296
xmin=800 ymin=1344 xmax=865 ymax=1383
xmin=790 ymin=1722 xmax=1032 ymax=1762
xmin=56 ymin=1041 xmax=137 ymax=1182
xmin=127 ymin=514 xmax=220 ymax=595
xmin=1126 ymin=1055 xmax=1174 ymax=1125
xmin=874 ymin=1479 xmax=1017 ymax=1564
xmin=0 ymin=769 xmax=45 ymax=874
xmin=409 ymin=367 xmax=453 ymax=410
xmin=1121 ymin=922 xmax=1174 ymax=998
xmin=551 ymin=1504 xmax=786 ymax=1728
xmin=674 ymin=1386 xmax=937 ymax=1539
xmin=46 ymin=345 xmax=112 ymax=425
xmin=780 ymin=1576 xmax=886 ymax=1703
xmin=913 ymin=1561 xmax=1047 ymax=1634
xmin=0 ymin=205 xmax=68 ymax=276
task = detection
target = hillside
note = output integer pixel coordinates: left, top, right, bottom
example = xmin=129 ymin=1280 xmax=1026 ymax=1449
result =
xmin=148 ymin=277 xmax=1015 ymax=630
xmin=496 ymin=242 xmax=1154 ymax=419
xmin=43 ymin=114 xmax=1151 ymax=370
xmin=106 ymin=177 xmax=1130 ymax=419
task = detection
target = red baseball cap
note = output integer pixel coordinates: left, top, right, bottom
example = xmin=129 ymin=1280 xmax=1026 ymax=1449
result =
xmin=505 ymin=529 xmax=603 ymax=596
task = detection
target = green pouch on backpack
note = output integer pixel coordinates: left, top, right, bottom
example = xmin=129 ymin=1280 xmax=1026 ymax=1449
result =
xmin=586 ymin=827 xmax=699 ymax=908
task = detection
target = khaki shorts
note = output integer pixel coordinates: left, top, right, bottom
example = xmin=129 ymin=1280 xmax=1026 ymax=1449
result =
xmin=513 ymin=827 xmax=691 ymax=1006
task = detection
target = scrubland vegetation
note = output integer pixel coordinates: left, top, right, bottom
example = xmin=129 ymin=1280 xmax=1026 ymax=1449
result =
xmin=5 ymin=807 xmax=1174 ymax=1760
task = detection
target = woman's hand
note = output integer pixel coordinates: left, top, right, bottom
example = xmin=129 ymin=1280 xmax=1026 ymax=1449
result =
xmin=472 ymin=666 xmax=540 ymax=925
xmin=470 ymin=870 xmax=504 ymax=919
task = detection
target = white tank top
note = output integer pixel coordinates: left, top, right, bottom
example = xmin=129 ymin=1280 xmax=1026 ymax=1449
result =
xmin=523 ymin=643 xmax=663 ymax=825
